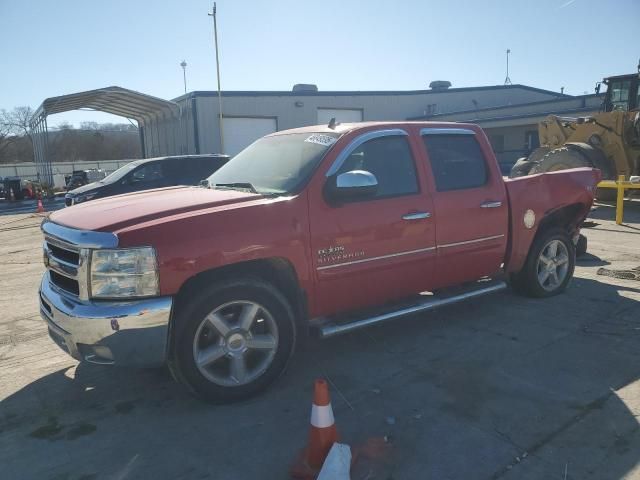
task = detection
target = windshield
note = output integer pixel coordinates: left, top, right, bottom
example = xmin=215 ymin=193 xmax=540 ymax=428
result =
xmin=207 ymin=132 xmax=340 ymax=194
xmin=101 ymin=162 xmax=139 ymax=183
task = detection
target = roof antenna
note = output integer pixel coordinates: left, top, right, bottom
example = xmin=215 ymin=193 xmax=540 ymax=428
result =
xmin=327 ymin=117 xmax=337 ymax=129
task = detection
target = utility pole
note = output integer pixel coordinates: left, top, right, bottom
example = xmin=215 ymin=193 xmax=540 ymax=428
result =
xmin=504 ymin=49 xmax=512 ymax=85
xmin=180 ymin=60 xmax=187 ymax=94
xmin=208 ymin=2 xmax=225 ymax=154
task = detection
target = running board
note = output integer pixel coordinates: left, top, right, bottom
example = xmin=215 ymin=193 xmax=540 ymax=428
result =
xmin=310 ymin=280 xmax=508 ymax=339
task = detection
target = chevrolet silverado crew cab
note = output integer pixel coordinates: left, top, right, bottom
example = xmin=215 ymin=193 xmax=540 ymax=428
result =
xmin=39 ymin=122 xmax=600 ymax=403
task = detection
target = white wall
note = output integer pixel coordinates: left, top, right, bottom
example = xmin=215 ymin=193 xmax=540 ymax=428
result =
xmin=0 ymin=159 xmax=135 ymax=181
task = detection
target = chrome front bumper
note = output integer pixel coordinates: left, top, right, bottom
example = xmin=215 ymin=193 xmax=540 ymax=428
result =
xmin=39 ymin=273 xmax=172 ymax=367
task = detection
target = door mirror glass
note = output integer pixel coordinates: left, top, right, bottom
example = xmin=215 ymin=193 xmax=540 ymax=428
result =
xmin=325 ymin=170 xmax=378 ymax=201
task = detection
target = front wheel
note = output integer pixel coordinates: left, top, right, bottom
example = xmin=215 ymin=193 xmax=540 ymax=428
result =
xmin=172 ymin=277 xmax=296 ymax=403
xmin=511 ymin=228 xmax=576 ymax=298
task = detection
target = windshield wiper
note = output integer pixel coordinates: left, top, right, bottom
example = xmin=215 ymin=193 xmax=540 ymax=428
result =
xmin=214 ymin=182 xmax=258 ymax=194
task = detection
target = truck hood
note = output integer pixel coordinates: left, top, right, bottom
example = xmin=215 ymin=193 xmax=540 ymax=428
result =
xmin=50 ymin=186 xmax=261 ymax=232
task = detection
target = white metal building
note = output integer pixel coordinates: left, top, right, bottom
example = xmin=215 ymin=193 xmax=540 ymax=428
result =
xmin=161 ymin=83 xmax=569 ymax=158
xmin=31 ymin=83 xmax=603 ymax=184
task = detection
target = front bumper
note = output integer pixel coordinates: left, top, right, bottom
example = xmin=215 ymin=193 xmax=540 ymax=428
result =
xmin=39 ymin=273 xmax=172 ymax=367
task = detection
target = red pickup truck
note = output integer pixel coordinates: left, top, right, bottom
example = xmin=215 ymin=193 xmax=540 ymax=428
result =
xmin=40 ymin=122 xmax=600 ymax=403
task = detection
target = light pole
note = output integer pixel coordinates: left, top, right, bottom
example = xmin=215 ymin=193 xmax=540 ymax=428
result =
xmin=208 ymin=2 xmax=224 ymax=154
xmin=180 ymin=60 xmax=187 ymax=94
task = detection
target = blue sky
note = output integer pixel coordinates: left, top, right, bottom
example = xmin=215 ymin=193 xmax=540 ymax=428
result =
xmin=1 ymin=0 xmax=638 ymax=126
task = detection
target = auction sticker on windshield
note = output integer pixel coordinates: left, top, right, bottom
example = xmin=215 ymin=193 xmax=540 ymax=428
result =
xmin=305 ymin=134 xmax=338 ymax=147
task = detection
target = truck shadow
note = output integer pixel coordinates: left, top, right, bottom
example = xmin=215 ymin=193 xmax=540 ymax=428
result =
xmin=1 ymin=276 xmax=640 ymax=479
xmin=576 ymin=252 xmax=610 ymax=267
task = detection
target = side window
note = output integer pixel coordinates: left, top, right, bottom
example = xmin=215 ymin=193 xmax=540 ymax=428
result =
xmin=422 ymin=134 xmax=488 ymax=192
xmin=162 ymin=158 xmax=186 ymax=184
xmin=129 ymin=162 xmax=164 ymax=184
xmin=192 ymin=157 xmax=217 ymax=180
xmin=338 ymin=136 xmax=419 ymax=199
xmin=609 ymin=80 xmax=631 ymax=111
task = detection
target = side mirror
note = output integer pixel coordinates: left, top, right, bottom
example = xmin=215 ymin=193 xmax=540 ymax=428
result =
xmin=325 ymin=170 xmax=378 ymax=202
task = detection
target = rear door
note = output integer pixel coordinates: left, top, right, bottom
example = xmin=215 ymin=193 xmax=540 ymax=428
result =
xmin=420 ymin=128 xmax=508 ymax=288
xmin=309 ymin=129 xmax=436 ymax=316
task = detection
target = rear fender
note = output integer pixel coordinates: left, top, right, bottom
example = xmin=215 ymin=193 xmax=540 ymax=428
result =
xmin=504 ymin=167 xmax=600 ymax=273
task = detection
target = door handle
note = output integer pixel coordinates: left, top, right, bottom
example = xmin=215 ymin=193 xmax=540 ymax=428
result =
xmin=480 ymin=201 xmax=502 ymax=208
xmin=402 ymin=212 xmax=432 ymax=220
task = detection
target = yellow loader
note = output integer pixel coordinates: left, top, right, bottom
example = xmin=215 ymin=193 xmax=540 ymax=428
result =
xmin=510 ymin=63 xmax=640 ymax=202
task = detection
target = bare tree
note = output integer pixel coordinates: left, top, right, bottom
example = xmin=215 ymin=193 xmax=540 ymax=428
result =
xmin=0 ymin=118 xmax=14 ymax=159
xmin=3 ymin=106 xmax=34 ymax=137
xmin=1 ymin=106 xmax=35 ymax=158
xmin=0 ymin=107 xmax=140 ymax=163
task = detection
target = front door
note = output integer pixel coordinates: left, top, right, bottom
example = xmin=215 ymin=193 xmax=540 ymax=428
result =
xmin=309 ymin=130 xmax=436 ymax=317
xmin=420 ymin=129 xmax=508 ymax=288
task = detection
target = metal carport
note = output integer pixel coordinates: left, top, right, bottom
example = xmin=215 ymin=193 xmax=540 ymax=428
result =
xmin=30 ymin=86 xmax=186 ymax=186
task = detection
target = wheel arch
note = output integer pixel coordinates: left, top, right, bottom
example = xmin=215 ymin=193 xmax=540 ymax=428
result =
xmin=506 ymin=202 xmax=588 ymax=274
xmin=169 ymin=257 xmax=308 ymax=357
xmin=535 ymin=202 xmax=588 ymax=239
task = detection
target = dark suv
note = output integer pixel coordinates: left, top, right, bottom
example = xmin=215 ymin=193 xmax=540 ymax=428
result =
xmin=65 ymin=154 xmax=229 ymax=207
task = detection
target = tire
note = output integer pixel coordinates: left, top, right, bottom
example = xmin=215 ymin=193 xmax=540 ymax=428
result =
xmin=530 ymin=146 xmax=617 ymax=201
xmin=511 ymin=227 xmax=576 ymax=298
xmin=172 ymin=276 xmax=296 ymax=403
xmin=575 ymin=233 xmax=587 ymax=257
xmin=529 ymin=147 xmax=591 ymax=174
xmin=509 ymin=157 xmax=535 ymax=178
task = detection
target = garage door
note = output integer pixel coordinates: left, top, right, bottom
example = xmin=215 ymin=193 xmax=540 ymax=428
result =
xmin=223 ymin=117 xmax=277 ymax=156
xmin=317 ymin=108 xmax=363 ymax=125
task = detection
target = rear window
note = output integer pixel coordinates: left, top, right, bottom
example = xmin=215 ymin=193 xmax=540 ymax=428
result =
xmin=422 ymin=135 xmax=488 ymax=191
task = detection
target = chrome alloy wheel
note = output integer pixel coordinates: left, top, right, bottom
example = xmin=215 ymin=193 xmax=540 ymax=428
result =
xmin=536 ymin=239 xmax=570 ymax=291
xmin=192 ymin=301 xmax=279 ymax=387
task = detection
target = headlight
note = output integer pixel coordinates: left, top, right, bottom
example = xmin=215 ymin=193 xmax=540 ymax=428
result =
xmin=90 ymin=247 xmax=159 ymax=298
xmin=74 ymin=192 xmax=97 ymax=204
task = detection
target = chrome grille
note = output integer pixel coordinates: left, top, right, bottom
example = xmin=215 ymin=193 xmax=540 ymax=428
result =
xmin=41 ymin=219 xmax=119 ymax=301
xmin=43 ymin=236 xmax=84 ymax=298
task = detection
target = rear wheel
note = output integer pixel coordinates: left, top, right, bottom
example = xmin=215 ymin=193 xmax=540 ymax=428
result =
xmin=172 ymin=277 xmax=296 ymax=403
xmin=511 ymin=228 xmax=575 ymax=298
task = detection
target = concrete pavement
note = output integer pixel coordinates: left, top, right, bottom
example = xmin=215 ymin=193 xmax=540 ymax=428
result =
xmin=1 ymin=204 xmax=639 ymax=479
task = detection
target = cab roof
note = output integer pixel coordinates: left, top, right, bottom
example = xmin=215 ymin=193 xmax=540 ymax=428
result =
xmin=268 ymin=121 xmax=477 ymax=137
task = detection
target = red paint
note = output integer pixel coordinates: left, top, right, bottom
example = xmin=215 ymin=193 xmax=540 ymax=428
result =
xmin=49 ymin=122 xmax=598 ymax=320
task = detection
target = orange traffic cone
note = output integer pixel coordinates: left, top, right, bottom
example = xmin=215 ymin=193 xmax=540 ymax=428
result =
xmin=36 ymin=195 xmax=45 ymax=213
xmin=290 ymin=379 xmax=339 ymax=479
